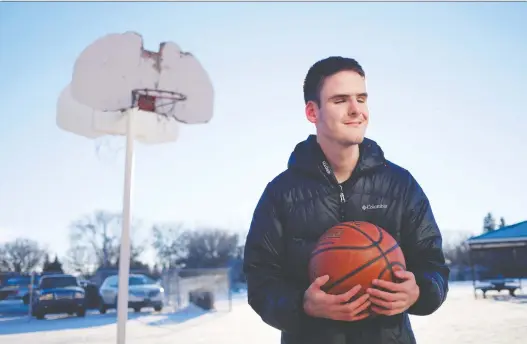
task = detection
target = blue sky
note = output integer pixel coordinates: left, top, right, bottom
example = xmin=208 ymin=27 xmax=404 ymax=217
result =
xmin=1 ymin=2 xmax=526 ymax=265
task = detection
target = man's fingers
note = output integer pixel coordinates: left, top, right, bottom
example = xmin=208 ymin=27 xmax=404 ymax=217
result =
xmin=310 ymin=275 xmax=330 ymax=290
xmin=333 ymin=297 xmax=372 ymax=321
xmin=371 ymin=279 xmax=405 ymax=292
xmin=331 ymin=293 xmax=370 ymax=315
xmin=347 ymin=293 xmax=370 ymax=309
xmin=393 ymin=270 xmax=414 ymax=281
xmin=348 ymin=296 xmax=371 ymax=316
xmin=366 ymin=288 xmax=406 ymax=302
xmin=334 ymin=285 xmax=362 ymax=303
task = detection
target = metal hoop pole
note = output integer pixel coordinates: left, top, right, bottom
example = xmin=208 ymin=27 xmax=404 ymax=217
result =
xmin=116 ymin=108 xmax=136 ymax=344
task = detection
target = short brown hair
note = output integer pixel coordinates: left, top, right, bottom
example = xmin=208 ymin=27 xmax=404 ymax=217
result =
xmin=303 ymin=56 xmax=365 ymax=105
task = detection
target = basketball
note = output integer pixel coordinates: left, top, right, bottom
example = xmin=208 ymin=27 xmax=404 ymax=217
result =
xmin=308 ymin=221 xmax=406 ymax=298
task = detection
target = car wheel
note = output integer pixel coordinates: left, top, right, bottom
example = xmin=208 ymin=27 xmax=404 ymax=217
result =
xmin=35 ymin=313 xmax=45 ymax=320
xmin=77 ymin=308 xmax=86 ymax=317
xmin=133 ymin=307 xmax=141 ymax=313
xmin=154 ymin=306 xmax=162 ymax=312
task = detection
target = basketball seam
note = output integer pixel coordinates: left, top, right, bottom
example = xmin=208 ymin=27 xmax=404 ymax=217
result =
xmin=324 ymin=244 xmax=400 ymax=293
xmin=311 ymin=223 xmax=383 ymax=258
xmin=340 ymin=222 xmax=382 ymax=245
xmin=377 ymin=262 xmax=406 ymax=281
xmin=346 ymin=222 xmax=398 ymax=281
xmin=310 ymin=244 xmax=378 ymax=258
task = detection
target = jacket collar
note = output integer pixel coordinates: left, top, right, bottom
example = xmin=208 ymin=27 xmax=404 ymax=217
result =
xmin=287 ymin=134 xmax=386 ymax=179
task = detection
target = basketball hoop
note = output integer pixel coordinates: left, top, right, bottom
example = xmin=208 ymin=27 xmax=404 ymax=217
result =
xmin=57 ymin=31 xmax=214 ymax=344
xmin=131 ymin=89 xmax=186 ymax=117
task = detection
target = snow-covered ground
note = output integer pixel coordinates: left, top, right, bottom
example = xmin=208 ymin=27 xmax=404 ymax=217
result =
xmin=0 ymin=282 xmax=526 ymax=344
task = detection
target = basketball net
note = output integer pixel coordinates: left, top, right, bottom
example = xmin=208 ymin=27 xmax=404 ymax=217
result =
xmin=93 ymin=45 xmax=181 ymax=165
xmin=130 ymin=47 xmax=187 ymax=119
xmin=95 ymin=136 xmax=125 ymax=164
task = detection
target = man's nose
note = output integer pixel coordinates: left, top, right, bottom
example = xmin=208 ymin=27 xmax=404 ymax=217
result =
xmin=348 ymin=98 xmax=361 ymax=114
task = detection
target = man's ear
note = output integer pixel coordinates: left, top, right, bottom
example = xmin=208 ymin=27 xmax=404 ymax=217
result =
xmin=305 ymin=101 xmax=318 ymax=124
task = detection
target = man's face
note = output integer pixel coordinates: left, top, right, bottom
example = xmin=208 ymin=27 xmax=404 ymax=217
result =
xmin=305 ymin=70 xmax=369 ymax=146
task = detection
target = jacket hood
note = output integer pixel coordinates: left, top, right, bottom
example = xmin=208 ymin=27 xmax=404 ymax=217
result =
xmin=287 ymin=134 xmax=386 ymax=178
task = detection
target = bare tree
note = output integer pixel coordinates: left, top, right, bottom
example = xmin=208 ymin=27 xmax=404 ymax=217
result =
xmin=64 ymin=245 xmax=98 ymax=276
xmin=0 ymin=238 xmax=46 ymax=273
xmin=68 ymin=210 xmax=145 ymax=270
xmin=0 ymin=247 xmax=8 ymax=272
xmin=151 ymin=223 xmax=187 ymax=268
xmin=152 ymin=224 xmax=241 ymax=269
xmin=443 ymin=234 xmax=471 ymax=267
xmin=183 ymin=227 xmax=240 ymax=269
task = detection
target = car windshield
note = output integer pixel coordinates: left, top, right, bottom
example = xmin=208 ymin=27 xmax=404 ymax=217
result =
xmin=107 ymin=276 xmax=149 ymax=287
xmin=40 ymin=277 xmax=78 ymax=289
xmin=129 ymin=276 xmax=148 ymax=285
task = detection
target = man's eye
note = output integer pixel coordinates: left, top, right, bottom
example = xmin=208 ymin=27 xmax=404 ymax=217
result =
xmin=334 ymin=99 xmax=346 ymax=104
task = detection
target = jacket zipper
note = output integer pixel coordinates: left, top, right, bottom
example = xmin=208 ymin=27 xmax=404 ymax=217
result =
xmin=338 ymin=184 xmax=345 ymax=203
xmin=338 ymin=184 xmax=346 ymax=221
xmin=322 ymin=161 xmax=346 ymax=221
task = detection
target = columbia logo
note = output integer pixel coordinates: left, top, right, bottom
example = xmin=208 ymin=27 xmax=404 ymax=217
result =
xmin=362 ymin=204 xmax=388 ymax=211
xmin=322 ymin=161 xmax=332 ymax=175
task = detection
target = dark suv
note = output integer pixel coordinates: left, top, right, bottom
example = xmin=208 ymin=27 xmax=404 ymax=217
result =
xmin=31 ymin=274 xmax=86 ymax=319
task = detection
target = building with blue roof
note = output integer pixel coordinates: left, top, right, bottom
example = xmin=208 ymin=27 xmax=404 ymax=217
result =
xmin=466 ymin=220 xmax=527 ymax=249
xmin=465 ymin=220 xmax=527 ymax=298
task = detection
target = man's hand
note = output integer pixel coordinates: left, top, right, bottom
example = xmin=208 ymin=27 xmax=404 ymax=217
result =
xmin=303 ymin=275 xmax=371 ymax=322
xmin=366 ymin=270 xmax=420 ymax=316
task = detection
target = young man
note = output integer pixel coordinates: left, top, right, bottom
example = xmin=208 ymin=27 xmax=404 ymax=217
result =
xmin=243 ymin=56 xmax=449 ymax=344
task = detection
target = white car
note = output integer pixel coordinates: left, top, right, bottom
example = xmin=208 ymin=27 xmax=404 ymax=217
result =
xmin=98 ymin=274 xmax=164 ymax=313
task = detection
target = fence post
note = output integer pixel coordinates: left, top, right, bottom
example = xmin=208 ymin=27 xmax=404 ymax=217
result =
xmin=227 ymin=267 xmax=233 ymax=312
xmin=175 ymin=268 xmax=181 ymax=310
xmin=27 ymin=272 xmax=34 ymax=321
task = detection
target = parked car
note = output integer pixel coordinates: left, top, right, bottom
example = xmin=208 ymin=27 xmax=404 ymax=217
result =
xmin=0 ymin=275 xmax=40 ymax=304
xmin=31 ymin=274 xmax=86 ymax=319
xmin=98 ymin=274 xmax=164 ymax=314
xmin=79 ymin=280 xmax=100 ymax=309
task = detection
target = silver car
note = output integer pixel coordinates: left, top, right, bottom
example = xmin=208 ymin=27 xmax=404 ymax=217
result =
xmin=98 ymin=274 xmax=164 ymax=313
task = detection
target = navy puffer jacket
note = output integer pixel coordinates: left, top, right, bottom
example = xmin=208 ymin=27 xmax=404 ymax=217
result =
xmin=243 ymin=135 xmax=449 ymax=344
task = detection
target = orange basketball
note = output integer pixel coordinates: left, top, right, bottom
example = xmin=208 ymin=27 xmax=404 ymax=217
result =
xmin=308 ymin=221 xmax=406 ymax=298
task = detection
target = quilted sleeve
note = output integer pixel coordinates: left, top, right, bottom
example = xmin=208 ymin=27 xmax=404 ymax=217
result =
xmin=243 ymin=183 xmax=308 ymax=333
xmin=401 ymin=173 xmax=450 ymax=316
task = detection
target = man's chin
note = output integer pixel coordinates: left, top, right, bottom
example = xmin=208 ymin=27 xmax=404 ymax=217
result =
xmin=341 ymin=136 xmax=365 ymax=146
